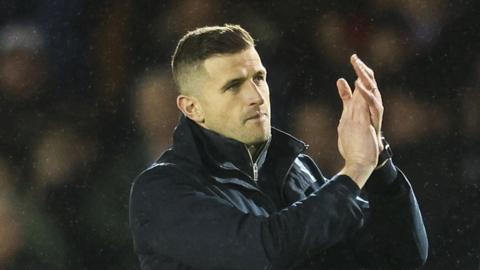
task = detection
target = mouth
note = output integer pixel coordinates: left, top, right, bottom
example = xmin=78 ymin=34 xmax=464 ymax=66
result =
xmin=245 ymin=111 xmax=268 ymax=122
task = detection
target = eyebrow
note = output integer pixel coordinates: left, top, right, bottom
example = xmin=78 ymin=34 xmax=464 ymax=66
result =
xmin=221 ymin=77 xmax=246 ymax=91
xmin=220 ymin=69 xmax=267 ymax=91
xmin=256 ymin=69 xmax=267 ymax=77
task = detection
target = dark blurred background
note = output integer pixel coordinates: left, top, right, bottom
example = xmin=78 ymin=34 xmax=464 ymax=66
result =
xmin=0 ymin=0 xmax=479 ymax=269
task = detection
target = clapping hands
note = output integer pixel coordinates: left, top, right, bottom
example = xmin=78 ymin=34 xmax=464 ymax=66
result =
xmin=336 ymin=54 xmax=384 ymax=188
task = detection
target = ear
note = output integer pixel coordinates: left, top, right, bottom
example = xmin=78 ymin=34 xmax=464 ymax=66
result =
xmin=177 ymin=95 xmax=205 ymax=124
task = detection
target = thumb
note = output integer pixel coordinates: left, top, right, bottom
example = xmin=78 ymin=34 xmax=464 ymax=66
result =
xmin=336 ymin=78 xmax=352 ymax=104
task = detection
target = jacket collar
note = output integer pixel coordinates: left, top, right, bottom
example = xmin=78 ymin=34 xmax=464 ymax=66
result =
xmin=171 ymin=115 xmax=307 ymax=183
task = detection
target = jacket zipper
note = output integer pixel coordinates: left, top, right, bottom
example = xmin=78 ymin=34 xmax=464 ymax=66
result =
xmin=245 ymin=145 xmax=258 ymax=182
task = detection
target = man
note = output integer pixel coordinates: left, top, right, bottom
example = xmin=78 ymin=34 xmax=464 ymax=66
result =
xmin=129 ymin=24 xmax=428 ymax=269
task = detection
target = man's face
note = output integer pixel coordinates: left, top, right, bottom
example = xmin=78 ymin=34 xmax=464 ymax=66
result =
xmin=196 ymin=47 xmax=271 ymax=145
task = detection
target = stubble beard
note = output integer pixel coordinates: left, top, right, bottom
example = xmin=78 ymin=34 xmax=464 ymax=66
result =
xmin=241 ymin=122 xmax=271 ymax=145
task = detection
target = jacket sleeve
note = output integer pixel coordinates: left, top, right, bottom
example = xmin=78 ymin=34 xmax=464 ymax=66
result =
xmin=129 ymin=163 xmax=365 ymax=270
xmin=299 ymin=158 xmax=428 ymax=269
xmin=352 ymin=159 xmax=429 ymax=268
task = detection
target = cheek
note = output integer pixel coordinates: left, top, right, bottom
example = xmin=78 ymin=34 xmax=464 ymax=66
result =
xmin=261 ymin=83 xmax=270 ymax=97
xmin=203 ymin=100 xmax=234 ymax=124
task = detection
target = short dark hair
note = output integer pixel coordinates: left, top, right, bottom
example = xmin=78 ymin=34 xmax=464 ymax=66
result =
xmin=171 ymin=24 xmax=255 ymax=93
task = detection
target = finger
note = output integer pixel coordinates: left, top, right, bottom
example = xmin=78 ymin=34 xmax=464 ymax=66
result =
xmin=355 ymin=70 xmax=383 ymax=109
xmin=336 ymin=78 xmax=352 ymax=102
xmin=350 ymin=54 xmax=375 ymax=90
xmin=358 ymin=86 xmax=383 ymax=131
xmin=336 ymin=78 xmax=353 ymax=124
xmin=356 ymin=81 xmax=383 ymax=131
xmin=356 ymin=57 xmax=382 ymax=101
xmin=352 ymin=81 xmax=370 ymax=124
xmin=356 ymin=56 xmax=375 ymax=80
xmin=355 ymin=80 xmax=380 ymax=109
xmin=351 ymin=81 xmax=368 ymax=120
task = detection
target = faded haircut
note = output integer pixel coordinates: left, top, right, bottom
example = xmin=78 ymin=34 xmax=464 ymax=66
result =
xmin=171 ymin=24 xmax=255 ymax=94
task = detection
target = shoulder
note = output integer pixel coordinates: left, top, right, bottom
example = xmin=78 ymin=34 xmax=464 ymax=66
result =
xmin=128 ymin=156 xmax=207 ymax=222
xmin=130 ymin=151 xmax=204 ymax=201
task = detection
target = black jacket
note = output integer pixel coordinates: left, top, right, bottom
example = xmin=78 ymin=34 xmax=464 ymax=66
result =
xmin=129 ymin=116 xmax=428 ymax=270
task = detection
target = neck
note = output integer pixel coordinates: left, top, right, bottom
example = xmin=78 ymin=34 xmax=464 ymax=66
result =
xmin=247 ymin=144 xmax=259 ymax=160
xmin=246 ymin=140 xmax=269 ymax=162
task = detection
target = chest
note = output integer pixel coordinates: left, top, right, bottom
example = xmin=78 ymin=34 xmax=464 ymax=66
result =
xmin=201 ymin=161 xmax=323 ymax=217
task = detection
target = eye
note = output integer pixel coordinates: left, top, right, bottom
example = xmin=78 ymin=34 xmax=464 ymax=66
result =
xmin=253 ymin=73 xmax=266 ymax=84
xmin=226 ymin=82 xmax=241 ymax=91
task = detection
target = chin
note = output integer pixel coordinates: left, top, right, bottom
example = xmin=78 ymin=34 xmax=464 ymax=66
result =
xmin=244 ymin=132 xmax=271 ymax=145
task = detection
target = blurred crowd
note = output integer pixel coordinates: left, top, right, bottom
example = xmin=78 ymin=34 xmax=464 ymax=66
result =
xmin=0 ymin=0 xmax=479 ymax=269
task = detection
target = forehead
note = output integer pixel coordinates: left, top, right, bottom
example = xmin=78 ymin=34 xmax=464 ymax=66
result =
xmin=202 ymin=47 xmax=265 ymax=79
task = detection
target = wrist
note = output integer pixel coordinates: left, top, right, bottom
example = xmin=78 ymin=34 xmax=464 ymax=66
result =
xmin=376 ymin=137 xmax=393 ymax=168
xmin=375 ymin=158 xmax=389 ymax=170
xmin=378 ymin=140 xmax=384 ymax=152
xmin=365 ymin=159 xmax=399 ymax=194
xmin=340 ymin=163 xmax=375 ymax=189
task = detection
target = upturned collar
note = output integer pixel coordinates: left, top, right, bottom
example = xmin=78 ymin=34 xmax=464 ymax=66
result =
xmin=171 ymin=115 xmax=307 ymax=180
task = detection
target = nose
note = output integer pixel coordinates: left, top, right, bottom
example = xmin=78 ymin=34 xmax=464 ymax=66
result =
xmin=246 ymin=80 xmax=265 ymax=106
